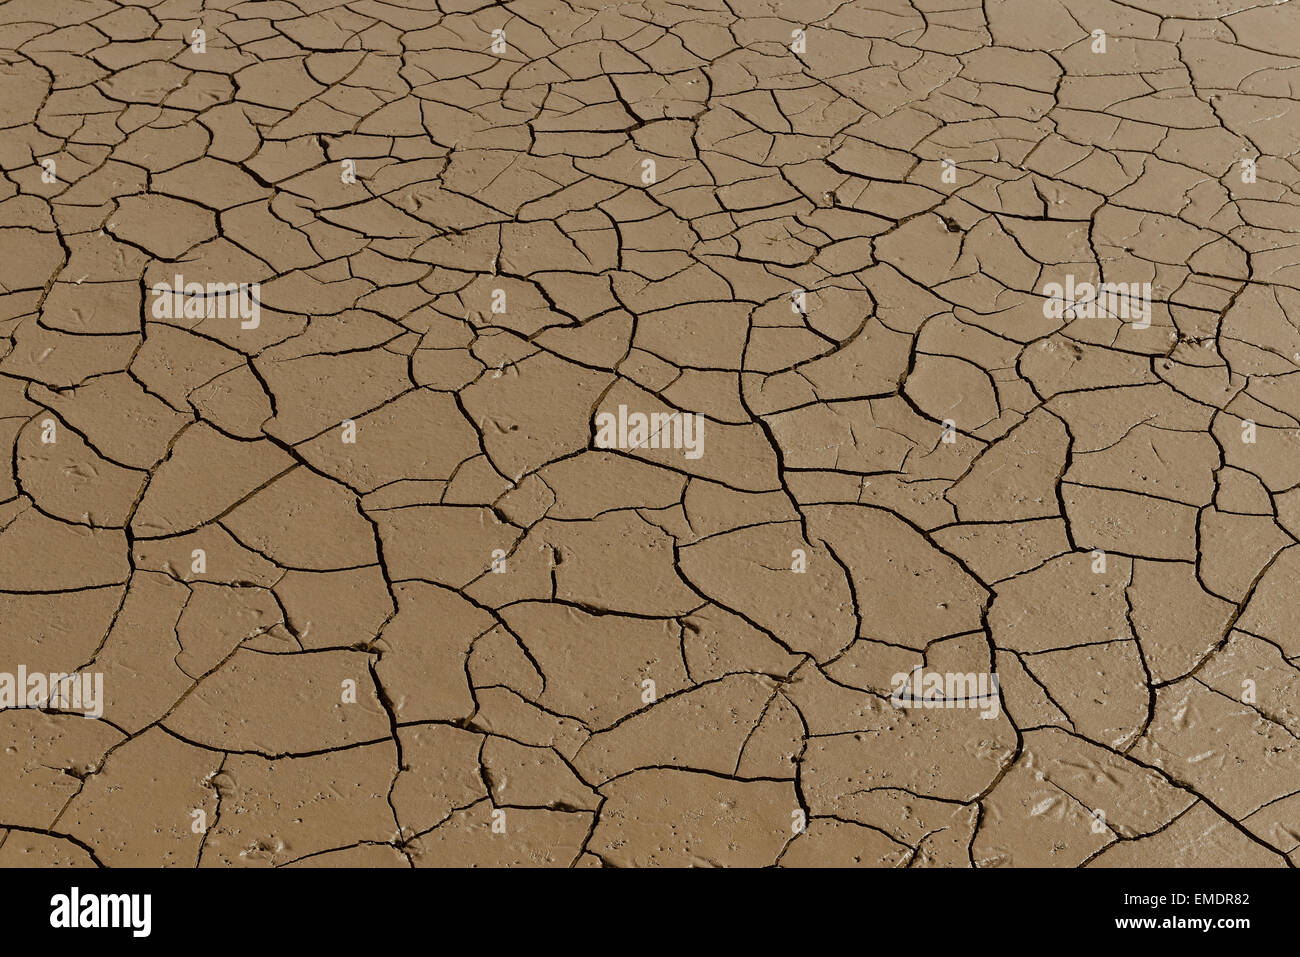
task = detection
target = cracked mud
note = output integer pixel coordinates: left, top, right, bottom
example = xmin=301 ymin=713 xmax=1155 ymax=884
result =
xmin=1 ymin=0 xmax=1298 ymax=869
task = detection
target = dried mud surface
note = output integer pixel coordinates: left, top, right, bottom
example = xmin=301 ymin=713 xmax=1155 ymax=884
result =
xmin=1 ymin=0 xmax=1298 ymax=868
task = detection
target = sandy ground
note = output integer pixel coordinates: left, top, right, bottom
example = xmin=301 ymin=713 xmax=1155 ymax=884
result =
xmin=0 ymin=0 xmax=1297 ymax=868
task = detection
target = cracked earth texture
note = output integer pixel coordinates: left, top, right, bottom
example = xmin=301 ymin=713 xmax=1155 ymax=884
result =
xmin=0 ymin=0 xmax=1298 ymax=870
